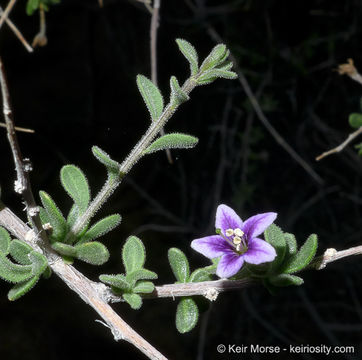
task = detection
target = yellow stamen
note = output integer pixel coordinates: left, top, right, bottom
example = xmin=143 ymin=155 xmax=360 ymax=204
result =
xmin=233 ymin=236 xmax=242 ymax=245
xmin=225 ymin=228 xmax=234 ymax=237
xmin=234 ymin=228 xmax=244 ymax=237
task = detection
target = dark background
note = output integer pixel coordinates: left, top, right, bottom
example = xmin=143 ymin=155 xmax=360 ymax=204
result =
xmin=0 ymin=0 xmax=362 ymax=359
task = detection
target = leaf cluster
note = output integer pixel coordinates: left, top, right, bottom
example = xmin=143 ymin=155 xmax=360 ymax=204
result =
xmin=0 ymin=227 xmax=49 ymax=300
xmin=99 ymin=236 xmax=158 ymax=310
xmin=39 ymin=165 xmax=121 ymax=265
xmin=168 ymin=248 xmax=212 ymax=334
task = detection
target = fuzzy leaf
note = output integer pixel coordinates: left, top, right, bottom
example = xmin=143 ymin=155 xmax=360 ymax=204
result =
xmin=8 ymin=276 xmax=40 ymax=301
xmin=176 ymin=297 xmax=199 ymax=333
xmin=133 ymin=281 xmax=155 ymax=294
xmin=123 ymin=293 xmax=142 ymax=310
xmin=29 ymin=251 xmax=48 ymax=276
xmin=39 ymin=191 xmax=67 ymax=241
xmin=122 ymin=236 xmax=145 ymax=274
xmin=200 ymin=44 xmax=228 ymax=73
xmin=176 ymin=39 xmax=199 ymax=76
xmin=349 ymin=113 xmax=362 ymax=128
xmin=75 ymin=242 xmax=109 ymax=265
xmin=144 ymin=133 xmax=198 ymax=155
xmin=170 ymin=76 xmax=189 ymax=106
xmin=126 ymin=269 xmax=158 ymax=287
xmin=51 ymin=242 xmax=77 ymax=257
xmin=168 ymin=248 xmax=190 ymax=283
xmin=136 ymin=75 xmax=164 ymax=121
xmin=66 ymin=204 xmax=79 ymax=228
xmin=282 ymin=234 xmax=318 ymax=274
xmin=99 ymin=274 xmax=130 ymax=290
xmin=92 ymin=146 xmax=120 ymax=174
xmin=0 ymin=227 xmax=11 ymax=255
xmin=42 ymin=266 xmax=52 ymax=279
xmin=9 ymin=239 xmax=32 ymax=265
xmin=264 ymin=224 xmax=286 ymax=274
xmin=197 ymin=68 xmax=237 ymax=85
xmin=189 ymin=268 xmax=212 ymax=283
xmin=60 ymin=165 xmax=90 ymax=214
xmin=269 ymin=274 xmax=304 ymax=287
xmin=79 ymin=214 xmax=121 ymax=244
xmin=284 ymin=233 xmax=297 ymax=256
xmin=0 ymin=253 xmax=33 ymax=283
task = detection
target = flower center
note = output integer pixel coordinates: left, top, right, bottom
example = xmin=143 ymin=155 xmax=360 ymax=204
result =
xmin=225 ymin=228 xmax=248 ymax=254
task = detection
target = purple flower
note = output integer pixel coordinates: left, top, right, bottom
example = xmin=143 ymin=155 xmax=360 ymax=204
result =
xmin=191 ymin=204 xmax=277 ymax=278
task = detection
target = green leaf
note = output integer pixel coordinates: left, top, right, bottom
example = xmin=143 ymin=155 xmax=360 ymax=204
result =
xmin=189 ymin=268 xmax=212 ymax=283
xmin=99 ymin=274 xmax=130 ymax=290
xmin=66 ymin=204 xmax=79 ymax=228
xmin=92 ymin=146 xmax=120 ymax=174
xmin=29 ymin=251 xmax=48 ymax=276
xmin=60 ymin=165 xmax=90 ymax=214
xmin=284 ymin=233 xmax=297 ymax=256
xmin=176 ymin=39 xmax=199 ymax=76
xmin=281 ymin=234 xmax=318 ymax=274
xmin=9 ymin=239 xmax=32 ymax=265
xmin=170 ymin=76 xmax=189 ymax=106
xmin=78 ymin=214 xmax=121 ymax=244
xmin=51 ymin=242 xmax=77 ymax=257
xmin=349 ymin=113 xmax=362 ymax=128
xmin=136 ymin=75 xmax=164 ymax=121
xmin=197 ymin=68 xmax=238 ymax=85
xmin=42 ymin=266 xmax=52 ymax=279
xmin=122 ymin=236 xmax=145 ymax=274
xmin=168 ymin=248 xmax=190 ymax=283
xmin=8 ymin=276 xmax=40 ymax=301
xmin=26 ymin=0 xmax=40 ymax=15
xmin=39 ymin=191 xmax=67 ymax=241
xmin=176 ymin=297 xmax=199 ymax=333
xmin=123 ymin=293 xmax=142 ymax=310
xmin=133 ymin=281 xmax=155 ymax=294
xmin=74 ymin=242 xmax=109 ymax=265
xmin=144 ymin=133 xmax=198 ymax=155
xmin=0 ymin=227 xmax=11 ymax=255
xmin=264 ymin=224 xmax=286 ymax=274
xmin=126 ymin=269 xmax=158 ymax=287
xmin=0 ymin=253 xmax=33 ymax=283
xmin=269 ymin=274 xmax=304 ymax=287
xmin=200 ymin=44 xmax=228 ymax=73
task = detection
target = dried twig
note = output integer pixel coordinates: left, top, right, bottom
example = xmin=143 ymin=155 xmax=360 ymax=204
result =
xmin=32 ymin=4 xmax=47 ymax=48
xmin=150 ymin=0 xmax=173 ymax=163
xmin=0 ymin=57 xmax=44 ymax=240
xmin=337 ymin=58 xmax=362 ymax=86
xmin=0 ymin=122 xmax=34 ymax=133
xmin=0 ymin=0 xmax=17 ymax=30
xmin=315 ymin=127 xmax=362 ymax=161
xmin=0 ymin=6 xmax=33 ymax=53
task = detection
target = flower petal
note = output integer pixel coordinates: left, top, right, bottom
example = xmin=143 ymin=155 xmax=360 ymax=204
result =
xmin=191 ymin=235 xmax=231 ymax=259
xmin=243 ymin=212 xmax=277 ymax=239
xmin=215 ymin=204 xmax=243 ymax=235
xmin=216 ymin=253 xmax=244 ymax=278
xmin=243 ymin=238 xmax=276 ymax=265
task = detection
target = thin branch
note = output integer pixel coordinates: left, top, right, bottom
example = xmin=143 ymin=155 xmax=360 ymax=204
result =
xmin=337 ymin=58 xmax=362 ymax=86
xmin=0 ymin=202 xmax=167 ymax=360
xmin=0 ymin=122 xmax=34 ymax=133
xmin=0 ymin=6 xmax=33 ymax=53
xmin=0 ymin=0 xmax=17 ymax=30
xmin=315 ymin=127 xmax=362 ymax=161
xmin=205 ymin=27 xmax=324 ymax=185
xmin=150 ymin=0 xmax=173 ymax=163
xmin=32 ymin=4 xmax=47 ymax=48
xmin=0 ymin=57 xmax=45 ymax=241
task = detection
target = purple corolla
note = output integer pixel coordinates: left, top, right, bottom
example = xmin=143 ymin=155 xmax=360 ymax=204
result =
xmin=191 ymin=204 xmax=277 ymax=278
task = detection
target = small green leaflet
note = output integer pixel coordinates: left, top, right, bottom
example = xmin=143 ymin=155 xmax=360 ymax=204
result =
xmin=175 ymin=39 xmax=199 ymax=76
xmin=144 ymin=133 xmax=198 ymax=155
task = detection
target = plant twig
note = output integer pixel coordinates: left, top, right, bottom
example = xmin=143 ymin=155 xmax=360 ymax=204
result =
xmin=0 ymin=6 xmax=33 ymax=53
xmin=315 ymin=127 xmax=362 ymax=161
xmin=0 ymin=122 xmax=35 ymax=133
xmin=337 ymin=58 xmax=362 ymax=86
xmin=0 ymin=202 xmax=167 ymax=360
xmin=0 ymin=0 xmax=17 ymax=30
xmin=0 ymin=57 xmax=45 ymax=241
xmin=150 ymin=0 xmax=173 ymax=163
xmin=205 ymin=27 xmax=324 ymax=185
xmin=32 ymin=4 xmax=47 ymax=48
